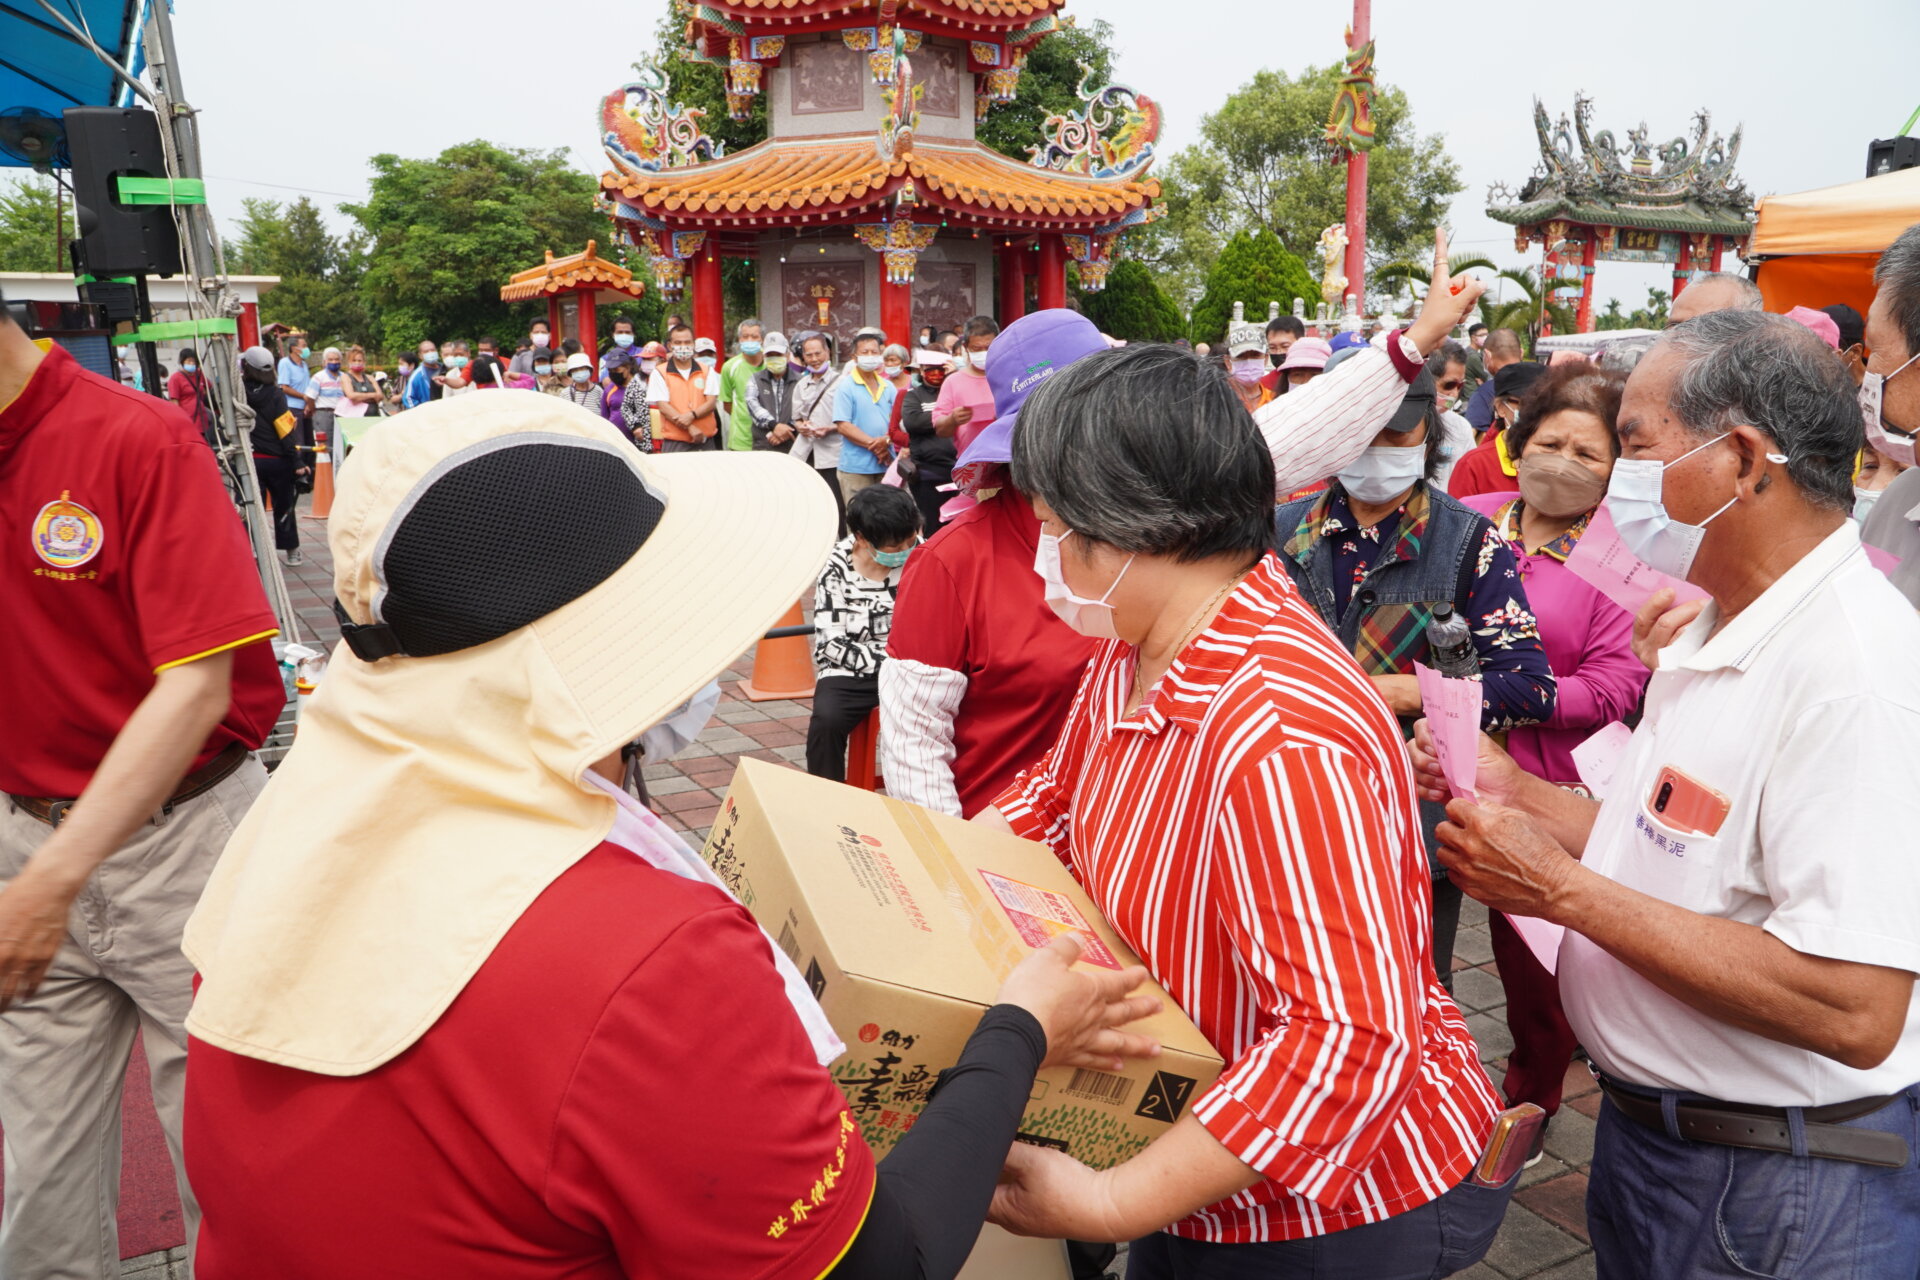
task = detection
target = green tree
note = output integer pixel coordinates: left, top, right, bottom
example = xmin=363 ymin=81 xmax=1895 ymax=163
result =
xmin=227 ymin=196 xmax=372 ymax=348
xmin=1189 ymin=227 xmax=1318 ymax=346
xmin=1140 ymin=63 xmax=1461 ymax=307
xmin=1072 ymin=258 xmax=1183 ymax=342
xmin=1628 ymin=287 xmax=1669 ymax=329
xmin=1594 ymin=296 xmax=1629 ymax=330
xmin=343 ymin=141 xmax=605 ymax=354
xmin=0 ymin=174 xmax=73 ymax=272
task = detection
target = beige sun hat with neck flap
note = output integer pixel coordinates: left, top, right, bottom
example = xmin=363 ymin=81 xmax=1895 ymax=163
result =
xmin=183 ymin=389 xmax=836 ymax=1075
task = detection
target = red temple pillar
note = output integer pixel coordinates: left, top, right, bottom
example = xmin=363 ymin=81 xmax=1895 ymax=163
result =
xmin=1709 ymin=237 xmax=1725 ymax=274
xmin=880 ymin=277 xmax=913 ymax=348
xmin=998 ymin=240 xmax=1027 ymax=324
xmin=1576 ymin=235 xmax=1598 ymax=333
xmin=1341 ymin=0 xmax=1371 ymax=307
xmin=1672 ymin=237 xmax=1693 ymax=299
xmin=547 ymin=296 xmax=564 ymax=345
xmin=691 ymin=245 xmax=725 ymax=345
xmin=1035 ymin=234 xmax=1067 ymax=312
xmin=577 ymin=289 xmax=599 ymax=356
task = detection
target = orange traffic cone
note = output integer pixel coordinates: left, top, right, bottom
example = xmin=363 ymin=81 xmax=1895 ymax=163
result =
xmin=311 ymin=435 xmax=335 ymax=519
xmin=741 ymin=599 xmax=816 ymax=702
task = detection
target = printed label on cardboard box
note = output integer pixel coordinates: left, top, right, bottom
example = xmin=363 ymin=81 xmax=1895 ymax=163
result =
xmin=978 ymin=871 xmax=1121 ymax=969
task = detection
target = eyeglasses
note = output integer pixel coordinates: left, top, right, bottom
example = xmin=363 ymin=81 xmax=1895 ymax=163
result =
xmin=1437 ymin=378 xmax=1465 ymax=394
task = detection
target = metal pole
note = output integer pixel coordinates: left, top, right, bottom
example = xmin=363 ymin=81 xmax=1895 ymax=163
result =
xmin=140 ymin=3 xmax=303 ymax=649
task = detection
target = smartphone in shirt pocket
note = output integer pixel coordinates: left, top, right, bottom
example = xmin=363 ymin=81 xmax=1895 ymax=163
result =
xmin=1648 ymin=765 xmax=1731 ymax=837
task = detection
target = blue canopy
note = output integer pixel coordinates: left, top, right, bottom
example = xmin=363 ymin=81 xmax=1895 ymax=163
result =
xmin=0 ymin=0 xmax=153 ymax=165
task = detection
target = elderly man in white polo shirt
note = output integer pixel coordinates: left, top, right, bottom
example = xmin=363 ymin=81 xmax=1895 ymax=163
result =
xmin=1414 ymin=309 xmax=1920 ymax=1279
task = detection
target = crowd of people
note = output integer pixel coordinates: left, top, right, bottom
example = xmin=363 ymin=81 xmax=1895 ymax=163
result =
xmin=2 ymin=216 xmax=1919 ymax=1280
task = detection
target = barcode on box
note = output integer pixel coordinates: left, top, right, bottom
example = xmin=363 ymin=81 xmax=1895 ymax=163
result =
xmin=1064 ymin=1068 xmax=1134 ymax=1107
xmin=776 ymin=919 xmax=800 ymax=965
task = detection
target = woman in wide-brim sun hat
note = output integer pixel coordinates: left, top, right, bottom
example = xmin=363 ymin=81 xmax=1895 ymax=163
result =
xmin=179 ymin=389 xmax=1159 ymax=1280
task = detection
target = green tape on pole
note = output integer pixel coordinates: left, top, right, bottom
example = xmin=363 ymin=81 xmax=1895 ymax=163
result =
xmin=112 ymin=317 xmax=238 ymax=345
xmin=114 ymin=176 xmax=208 ymax=205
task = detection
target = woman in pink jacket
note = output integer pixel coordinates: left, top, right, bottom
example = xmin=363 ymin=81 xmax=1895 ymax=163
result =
xmin=1460 ymin=362 xmax=1649 ymax=1130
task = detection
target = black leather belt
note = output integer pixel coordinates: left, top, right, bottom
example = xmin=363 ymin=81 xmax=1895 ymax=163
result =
xmin=1598 ymin=1077 xmax=1909 ymax=1169
xmin=7 ymin=741 xmax=250 ymax=829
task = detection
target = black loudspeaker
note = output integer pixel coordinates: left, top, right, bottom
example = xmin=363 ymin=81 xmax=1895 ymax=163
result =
xmin=62 ymin=107 xmax=181 ymax=277
xmin=1867 ymin=136 xmax=1920 ymax=179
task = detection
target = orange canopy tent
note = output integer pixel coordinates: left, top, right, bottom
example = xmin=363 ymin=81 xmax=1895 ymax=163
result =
xmin=1749 ymin=168 xmax=1920 ymax=319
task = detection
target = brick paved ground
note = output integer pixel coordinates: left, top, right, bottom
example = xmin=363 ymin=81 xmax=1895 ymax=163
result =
xmin=120 ymin=497 xmax=1596 ymax=1276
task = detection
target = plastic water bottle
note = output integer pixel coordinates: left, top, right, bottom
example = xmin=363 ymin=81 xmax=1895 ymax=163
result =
xmin=1425 ymin=602 xmax=1480 ymax=678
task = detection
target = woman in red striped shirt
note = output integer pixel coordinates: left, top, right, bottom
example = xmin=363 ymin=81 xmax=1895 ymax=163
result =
xmin=982 ymin=343 xmax=1514 ymax=1278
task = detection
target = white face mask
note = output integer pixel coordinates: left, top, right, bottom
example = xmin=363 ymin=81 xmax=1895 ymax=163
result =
xmin=1860 ymin=349 xmax=1920 ymax=467
xmin=1854 ymin=486 xmax=1883 ymax=525
xmin=1336 ymin=444 xmax=1427 ymax=504
xmin=532 ymin=333 xmax=550 ymax=347
xmin=968 ymin=349 xmax=989 ymax=371
xmin=856 ymin=354 xmax=883 ymax=373
xmin=1604 ymin=432 xmax=1786 ymax=580
xmin=672 ymin=345 xmax=694 ymax=363
xmin=1033 ymin=529 xmax=1133 ymax=641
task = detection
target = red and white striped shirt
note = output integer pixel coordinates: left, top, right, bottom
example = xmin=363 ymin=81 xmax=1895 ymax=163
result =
xmin=997 ymin=555 xmax=1499 ymax=1244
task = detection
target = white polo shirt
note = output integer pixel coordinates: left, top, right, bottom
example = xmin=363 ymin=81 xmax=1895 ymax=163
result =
xmin=1560 ymin=520 xmax=1920 ymax=1107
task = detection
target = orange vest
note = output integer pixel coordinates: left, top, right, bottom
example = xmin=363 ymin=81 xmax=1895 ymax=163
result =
xmin=651 ymin=364 xmax=716 ymax=443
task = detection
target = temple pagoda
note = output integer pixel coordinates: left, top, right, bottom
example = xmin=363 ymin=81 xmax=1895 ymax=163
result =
xmin=595 ymin=0 xmax=1162 ymax=351
xmin=1487 ymin=95 xmax=1754 ymax=332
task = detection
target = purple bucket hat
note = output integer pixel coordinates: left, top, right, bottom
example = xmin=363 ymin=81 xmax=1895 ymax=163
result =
xmin=952 ymin=309 xmax=1109 ymax=495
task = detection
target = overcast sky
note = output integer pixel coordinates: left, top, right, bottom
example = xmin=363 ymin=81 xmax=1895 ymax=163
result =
xmin=154 ymin=0 xmax=1920 ymax=312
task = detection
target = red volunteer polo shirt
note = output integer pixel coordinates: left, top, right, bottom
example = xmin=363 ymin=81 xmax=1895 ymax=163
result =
xmin=887 ymin=485 xmax=1097 ymax=816
xmin=186 ymin=841 xmax=876 ymax=1280
xmin=0 ymin=342 xmax=283 ymax=798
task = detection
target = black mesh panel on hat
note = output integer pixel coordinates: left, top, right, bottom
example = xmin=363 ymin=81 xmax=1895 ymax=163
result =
xmin=378 ymin=441 xmax=662 ymax=657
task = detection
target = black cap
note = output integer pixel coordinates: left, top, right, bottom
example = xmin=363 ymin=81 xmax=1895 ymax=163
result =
xmin=1383 ymin=369 xmax=1438 ymax=435
xmin=1493 ymin=360 xmax=1548 ymax=399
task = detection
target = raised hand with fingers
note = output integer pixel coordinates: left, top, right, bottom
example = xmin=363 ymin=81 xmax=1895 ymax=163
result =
xmin=994 ymin=933 xmax=1162 ymax=1073
xmin=1407 ymin=227 xmax=1489 ymax=356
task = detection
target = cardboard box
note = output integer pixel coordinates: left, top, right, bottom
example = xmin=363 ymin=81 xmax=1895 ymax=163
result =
xmin=702 ymin=758 xmax=1224 ymax=1170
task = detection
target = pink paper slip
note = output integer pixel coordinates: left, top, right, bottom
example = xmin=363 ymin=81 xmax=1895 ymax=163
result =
xmin=1565 ymin=506 xmax=1709 ymax=616
xmin=1865 ymin=543 xmax=1902 ymax=576
xmin=1503 ymin=912 xmax=1565 ymax=976
xmin=1414 ymin=663 xmax=1480 ymax=803
xmin=1571 ymin=721 xmax=1635 ymax=801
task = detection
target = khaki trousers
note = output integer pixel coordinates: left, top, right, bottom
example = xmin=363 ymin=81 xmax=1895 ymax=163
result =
xmin=0 ymin=759 xmax=266 ymax=1280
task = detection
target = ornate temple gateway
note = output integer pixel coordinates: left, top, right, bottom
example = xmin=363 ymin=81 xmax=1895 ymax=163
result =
xmin=1487 ymin=95 xmax=1755 ymax=332
xmin=595 ymin=0 xmax=1162 ymax=349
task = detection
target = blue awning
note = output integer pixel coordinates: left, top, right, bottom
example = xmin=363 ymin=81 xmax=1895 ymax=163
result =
xmin=0 ymin=0 xmax=153 ymax=165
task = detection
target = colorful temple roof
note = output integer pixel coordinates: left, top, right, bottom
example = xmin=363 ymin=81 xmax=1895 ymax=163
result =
xmin=499 ymin=240 xmax=645 ymax=301
xmin=686 ymin=0 xmax=1067 ymax=41
xmin=602 ymin=134 xmax=1158 ymax=231
xmin=1486 ymin=95 xmax=1754 ymax=238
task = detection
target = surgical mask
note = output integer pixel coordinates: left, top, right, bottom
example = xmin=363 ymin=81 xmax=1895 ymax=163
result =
xmin=1516 ymin=453 xmax=1607 ymax=519
xmin=181 ymin=361 xmax=196 ymax=373
xmin=740 ymin=340 xmax=763 ymax=356
xmin=672 ymin=345 xmax=694 ymax=363
xmin=968 ymin=350 xmax=989 ymax=371
xmin=571 ymin=368 xmax=591 ymax=384
xmin=872 ymin=545 xmax=913 ymax=569
xmin=1231 ymin=356 xmax=1266 ymax=384
xmin=534 ymin=363 xmax=552 ymax=376
xmin=447 ymin=355 xmax=468 ymax=369
xmin=1336 ymin=444 xmax=1427 ymax=504
xmin=1860 ymin=349 xmax=1920 ymax=467
xmin=326 ymin=361 xmax=341 ymax=374
xmin=640 ymin=359 xmax=656 ymax=376
xmin=765 ymin=356 xmax=789 ymax=375
xmin=423 ymin=352 xmax=440 ymax=366
xmin=1854 ymin=486 xmax=1882 ymax=524
xmin=857 ymin=354 xmax=883 ymax=373
xmin=532 ymin=332 xmax=550 ymax=347
xmin=613 ymin=333 xmax=635 ymax=348
xmin=697 ymin=354 xmax=716 ymax=370
xmin=349 ymin=362 xmax=365 ymax=374
xmin=884 ymin=362 xmax=904 ymax=378
xmin=1604 ymin=433 xmax=1786 ymax=580
xmin=806 ymin=358 xmax=829 ymax=375
xmin=1033 ymin=529 xmax=1133 ymax=641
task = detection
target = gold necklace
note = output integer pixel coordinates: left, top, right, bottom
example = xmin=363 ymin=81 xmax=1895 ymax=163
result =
xmin=1132 ymin=572 xmax=1246 ymax=705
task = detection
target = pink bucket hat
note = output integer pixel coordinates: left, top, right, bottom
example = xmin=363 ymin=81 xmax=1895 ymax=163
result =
xmin=1277 ymin=336 xmax=1333 ymax=372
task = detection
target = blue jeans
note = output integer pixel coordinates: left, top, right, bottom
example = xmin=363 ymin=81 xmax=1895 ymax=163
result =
xmin=1589 ymin=1080 xmax=1920 ymax=1279
xmin=1124 ymin=1172 xmax=1515 ymax=1279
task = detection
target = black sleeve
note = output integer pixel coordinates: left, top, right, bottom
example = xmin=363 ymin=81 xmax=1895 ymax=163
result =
xmin=825 ymin=1004 xmax=1046 ymax=1280
xmin=900 ymin=387 xmax=938 ymax=441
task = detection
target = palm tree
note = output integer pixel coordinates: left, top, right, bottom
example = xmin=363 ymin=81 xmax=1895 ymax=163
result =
xmin=1374 ymin=259 xmax=1578 ymax=351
